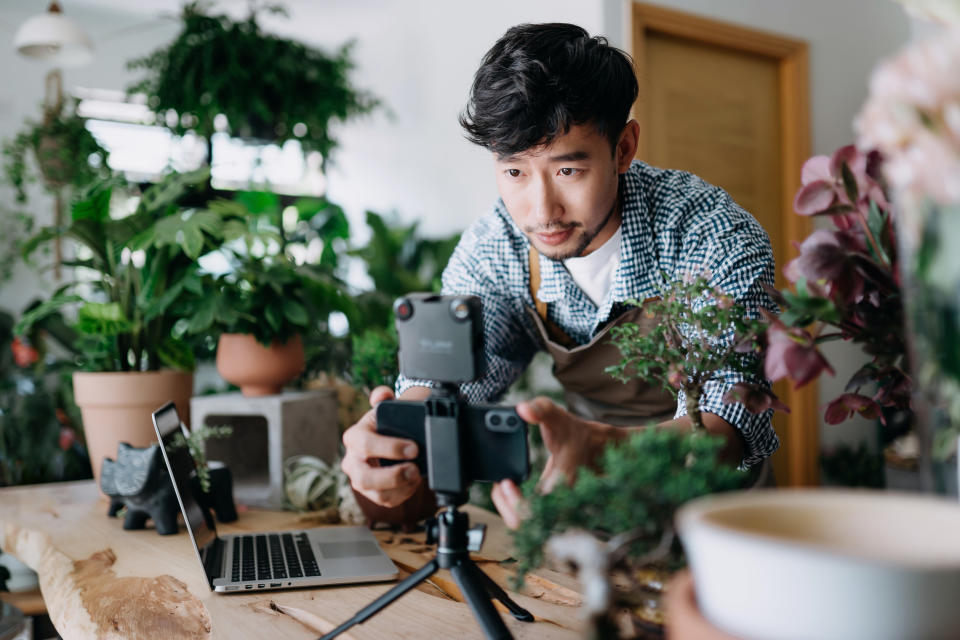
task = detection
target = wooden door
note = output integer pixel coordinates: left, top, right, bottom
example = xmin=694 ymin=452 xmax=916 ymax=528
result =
xmin=632 ymin=3 xmax=817 ymax=486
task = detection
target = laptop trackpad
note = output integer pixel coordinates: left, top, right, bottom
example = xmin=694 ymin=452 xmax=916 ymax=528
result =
xmin=318 ymin=540 xmax=382 ymax=559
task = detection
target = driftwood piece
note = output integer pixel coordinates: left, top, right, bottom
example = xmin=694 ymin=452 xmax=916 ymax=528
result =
xmin=2 ymin=524 xmax=210 ymax=639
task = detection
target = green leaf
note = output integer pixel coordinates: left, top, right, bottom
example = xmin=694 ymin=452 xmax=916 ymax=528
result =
xmin=282 ymin=298 xmax=309 ymax=327
xmin=265 ymin=304 xmax=282 ymax=334
xmin=71 ymin=185 xmax=112 ymax=222
xmin=187 ymin=296 xmax=217 ymax=334
xmin=14 ymin=294 xmax=84 ymax=335
xmin=75 ymin=302 xmax=134 ymax=337
xmin=840 ymin=162 xmax=859 ymax=204
xmin=157 ymin=337 xmax=195 ymax=371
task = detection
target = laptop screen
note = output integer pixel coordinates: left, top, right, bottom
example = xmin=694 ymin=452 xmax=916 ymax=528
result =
xmin=152 ymin=402 xmax=217 ymax=555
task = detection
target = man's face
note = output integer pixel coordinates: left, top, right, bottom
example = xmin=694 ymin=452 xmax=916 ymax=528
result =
xmin=494 ymin=123 xmax=631 ymax=261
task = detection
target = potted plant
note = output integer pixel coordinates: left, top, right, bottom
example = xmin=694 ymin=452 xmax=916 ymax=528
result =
xmin=3 ymin=94 xmax=110 ymax=279
xmin=127 ymin=1 xmax=379 ymax=169
xmin=511 ymin=277 xmax=776 ymax=638
xmin=2 ymin=97 xmax=108 ymax=206
xmin=183 ymin=244 xmax=356 ymax=397
xmin=14 ymin=169 xmax=241 ymax=489
xmin=169 ymin=422 xmax=237 ymax=523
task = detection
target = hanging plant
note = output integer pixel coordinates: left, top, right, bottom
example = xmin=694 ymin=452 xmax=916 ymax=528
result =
xmin=2 ymin=97 xmax=109 ymax=204
xmin=127 ymin=2 xmax=380 ymax=162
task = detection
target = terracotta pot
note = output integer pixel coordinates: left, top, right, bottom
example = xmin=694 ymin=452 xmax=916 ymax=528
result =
xmin=216 ymin=333 xmax=305 ymax=397
xmin=73 ymin=370 xmax=193 ymax=496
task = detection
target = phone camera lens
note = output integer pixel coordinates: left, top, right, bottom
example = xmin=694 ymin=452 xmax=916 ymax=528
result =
xmin=506 ymin=416 xmax=517 ymax=427
xmin=489 ymin=414 xmax=502 ymax=426
xmin=394 ymin=298 xmax=413 ymax=320
xmin=450 ymin=298 xmax=471 ymax=321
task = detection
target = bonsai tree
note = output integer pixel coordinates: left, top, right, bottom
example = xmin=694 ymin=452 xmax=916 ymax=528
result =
xmin=14 ymin=168 xmax=242 ymax=371
xmin=127 ymin=1 xmax=379 ymax=166
xmin=514 ymin=429 xmax=744 ymax=637
xmin=607 ymin=274 xmax=786 ymax=427
xmin=513 ymin=276 xmax=783 ymax=638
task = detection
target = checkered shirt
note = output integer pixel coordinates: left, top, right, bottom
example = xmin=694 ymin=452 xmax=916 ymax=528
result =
xmin=397 ymin=160 xmax=780 ymax=467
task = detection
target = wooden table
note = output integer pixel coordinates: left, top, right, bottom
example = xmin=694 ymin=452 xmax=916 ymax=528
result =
xmin=0 ymin=481 xmax=583 ymax=639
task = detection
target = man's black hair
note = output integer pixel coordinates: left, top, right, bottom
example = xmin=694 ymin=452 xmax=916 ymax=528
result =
xmin=459 ymin=23 xmax=638 ymax=157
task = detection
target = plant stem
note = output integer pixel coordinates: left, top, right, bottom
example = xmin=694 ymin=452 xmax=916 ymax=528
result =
xmin=685 ymin=385 xmax=702 ymax=431
xmin=857 ymin=207 xmax=891 ymax=270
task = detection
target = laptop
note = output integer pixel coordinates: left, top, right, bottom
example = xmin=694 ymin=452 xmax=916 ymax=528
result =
xmin=151 ymin=401 xmax=399 ymax=592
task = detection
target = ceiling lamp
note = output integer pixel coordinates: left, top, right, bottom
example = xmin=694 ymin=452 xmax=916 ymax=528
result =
xmin=13 ymin=1 xmax=94 ymax=67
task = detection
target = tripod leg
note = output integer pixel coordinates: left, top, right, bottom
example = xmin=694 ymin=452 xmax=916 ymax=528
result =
xmin=319 ymin=558 xmax=439 ymax=640
xmin=472 ymin=564 xmax=535 ymax=622
xmin=450 ymin=563 xmax=514 ymax=640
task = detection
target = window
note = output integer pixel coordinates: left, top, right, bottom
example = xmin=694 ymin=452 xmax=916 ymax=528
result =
xmin=76 ymin=88 xmax=326 ymax=196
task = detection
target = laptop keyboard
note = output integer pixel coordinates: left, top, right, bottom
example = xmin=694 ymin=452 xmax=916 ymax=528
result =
xmin=230 ymin=532 xmax=321 ymax=583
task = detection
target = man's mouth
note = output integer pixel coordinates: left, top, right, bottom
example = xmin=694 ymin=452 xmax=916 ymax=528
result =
xmin=534 ymin=228 xmax=575 ymax=246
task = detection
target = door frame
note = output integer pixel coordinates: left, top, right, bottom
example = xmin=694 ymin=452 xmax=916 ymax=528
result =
xmin=631 ymin=3 xmax=818 ymax=486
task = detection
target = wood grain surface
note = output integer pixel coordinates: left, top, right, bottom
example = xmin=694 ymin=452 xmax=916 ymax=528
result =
xmin=0 ymin=481 xmax=583 ymax=639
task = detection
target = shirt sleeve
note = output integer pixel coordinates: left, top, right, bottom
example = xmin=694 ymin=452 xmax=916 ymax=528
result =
xmin=669 ymin=187 xmax=781 ymax=468
xmin=395 ymin=225 xmax=539 ymax=403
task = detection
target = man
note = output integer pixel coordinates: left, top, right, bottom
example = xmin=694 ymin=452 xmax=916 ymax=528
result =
xmin=341 ymin=23 xmax=778 ymax=528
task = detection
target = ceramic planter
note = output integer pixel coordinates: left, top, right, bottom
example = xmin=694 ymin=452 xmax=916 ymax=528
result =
xmin=676 ymin=489 xmax=960 ymax=640
xmin=216 ymin=333 xmax=304 ymax=397
xmin=73 ymin=370 xmax=193 ymax=495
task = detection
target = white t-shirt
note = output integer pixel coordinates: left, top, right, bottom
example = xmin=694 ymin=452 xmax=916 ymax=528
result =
xmin=563 ymin=225 xmax=622 ymax=307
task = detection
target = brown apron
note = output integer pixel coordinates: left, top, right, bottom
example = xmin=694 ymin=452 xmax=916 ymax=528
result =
xmin=526 ymin=246 xmax=676 ymax=426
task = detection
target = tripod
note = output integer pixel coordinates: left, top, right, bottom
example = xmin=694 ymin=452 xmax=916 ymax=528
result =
xmin=320 ymin=385 xmax=534 ymax=640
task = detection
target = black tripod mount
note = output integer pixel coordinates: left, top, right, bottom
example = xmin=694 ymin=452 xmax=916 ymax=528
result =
xmin=319 ymin=385 xmax=534 ymax=640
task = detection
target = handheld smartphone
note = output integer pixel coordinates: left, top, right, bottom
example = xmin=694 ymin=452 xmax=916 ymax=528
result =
xmin=376 ymin=400 xmax=529 ymax=485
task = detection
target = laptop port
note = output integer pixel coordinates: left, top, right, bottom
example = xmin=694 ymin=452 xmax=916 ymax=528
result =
xmin=257 ymin=584 xmax=265 ymax=588
xmin=270 ymin=582 xmax=281 ymax=587
xmin=245 ymin=585 xmax=253 ymax=589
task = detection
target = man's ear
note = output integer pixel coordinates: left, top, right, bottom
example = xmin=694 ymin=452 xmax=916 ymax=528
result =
xmin=615 ymin=120 xmax=640 ymax=173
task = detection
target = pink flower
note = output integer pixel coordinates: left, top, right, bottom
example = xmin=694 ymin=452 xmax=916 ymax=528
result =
xmin=793 ymin=145 xmax=888 ymax=225
xmin=784 ymin=229 xmax=866 ymax=304
xmin=765 ymin=321 xmax=835 ymax=388
xmin=823 ymin=393 xmax=883 ymax=425
xmin=723 ymin=382 xmax=790 ymax=414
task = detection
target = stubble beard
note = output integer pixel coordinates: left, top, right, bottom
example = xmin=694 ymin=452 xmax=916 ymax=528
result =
xmin=530 ymin=195 xmax=619 ymax=261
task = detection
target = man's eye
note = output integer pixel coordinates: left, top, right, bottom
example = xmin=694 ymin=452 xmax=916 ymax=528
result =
xmin=558 ymin=168 xmax=580 ymax=176
xmin=506 ymin=169 xmax=522 ymax=178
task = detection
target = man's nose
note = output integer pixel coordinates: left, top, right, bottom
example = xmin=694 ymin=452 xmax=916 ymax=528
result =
xmin=529 ymin=175 xmax=563 ymax=226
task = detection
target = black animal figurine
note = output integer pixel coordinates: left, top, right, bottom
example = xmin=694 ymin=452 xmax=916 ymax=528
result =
xmin=100 ymin=442 xmax=179 ymax=535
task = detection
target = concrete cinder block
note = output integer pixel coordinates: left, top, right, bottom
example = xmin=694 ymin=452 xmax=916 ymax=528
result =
xmin=190 ymin=390 xmax=339 ymax=508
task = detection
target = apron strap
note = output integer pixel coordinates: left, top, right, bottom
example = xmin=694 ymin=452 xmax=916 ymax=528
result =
xmin=528 ymin=246 xmax=578 ymax=348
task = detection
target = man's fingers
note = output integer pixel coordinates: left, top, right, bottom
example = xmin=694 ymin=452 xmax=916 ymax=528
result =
xmin=346 ymin=458 xmax=420 ymax=492
xmin=369 ymin=385 xmax=395 ymax=406
xmin=516 ymin=396 xmax=557 ymax=424
xmin=342 ymin=408 xmax=418 ymax=461
xmin=356 ymin=428 xmax=418 ymax=461
xmin=491 ymin=481 xmax=523 ymax=530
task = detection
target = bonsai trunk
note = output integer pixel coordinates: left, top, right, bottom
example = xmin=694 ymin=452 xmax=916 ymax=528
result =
xmin=685 ymin=386 xmax=703 ymax=432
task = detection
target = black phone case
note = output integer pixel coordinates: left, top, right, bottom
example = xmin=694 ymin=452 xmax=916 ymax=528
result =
xmin=376 ymin=400 xmax=529 ymax=484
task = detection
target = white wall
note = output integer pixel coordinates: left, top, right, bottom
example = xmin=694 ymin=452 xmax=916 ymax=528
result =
xmin=0 ymin=0 xmax=915 ymax=453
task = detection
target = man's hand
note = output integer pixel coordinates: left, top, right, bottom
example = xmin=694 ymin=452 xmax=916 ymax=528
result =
xmin=340 ymin=386 xmax=424 ymax=508
xmin=491 ymin=396 xmax=621 ymax=529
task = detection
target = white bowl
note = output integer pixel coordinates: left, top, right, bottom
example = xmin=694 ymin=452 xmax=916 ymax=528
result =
xmin=676 ymin=489 xmax=960 ymax=640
